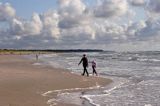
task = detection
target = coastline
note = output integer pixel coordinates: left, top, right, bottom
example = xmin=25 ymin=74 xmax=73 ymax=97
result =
xmin=0 ymin=54 xmax=112 ymax=106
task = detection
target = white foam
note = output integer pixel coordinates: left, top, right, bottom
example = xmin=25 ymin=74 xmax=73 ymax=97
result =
xmin=56 ymin=92 xmax=83 ymax=105
xmin=41 ymin=54 xmax=58 ymax=58
xmin=138 ymin=58 xmax=160 ymax=62
xmin=81 ymin=95 xmax=100 ymax=106
xmin=33 ymin=63 xmax=42 ymax=65
xmin=150 ymin=59 xmax=160 ymax=62
xmin=47 ymin=98 xmax=58 ymax=106
xmin=42 ymin=85 xmax=102 ymax=96
xmin=48 ymin=61 xmax=62 ymax=68
xmin=42 ymin=85 xmax=102 ymax=106
xmin=42 ymin=91 xmax=54 ymax=96
xmin=103 ymin=81 xmax=126 ymax=94
xmin=80 ymin=85 xmax=121 ymax=106
xmin=80 ymin=78 xmax=129 ymax=106
xmin=145 ymin=104 xmax=152 ymax=106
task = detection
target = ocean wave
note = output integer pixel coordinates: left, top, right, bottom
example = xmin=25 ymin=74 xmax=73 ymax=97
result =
xmin=81 ymin=95 xmax=100 ymax=106
xmin=42 ymin=85 xmax=102 ymax=106
xmin=40 ymin=54 xmax=58 ymax=58
xmin=128 ymin=57 xmax=138 ymax=61
xmin=42 ymin=85 xmax=102 ymax=96
xmin=32 ymin=62 xmax=42 ymax=65
xmin=81 ymin=77 xmax=129 ymax=106
xmin=47 ymin=61 xmax=63 ymax=68
xmin=138 ymin=58 xmax=160 ymax=62
xmin=34 ymin=52 xmax=160 ymax=106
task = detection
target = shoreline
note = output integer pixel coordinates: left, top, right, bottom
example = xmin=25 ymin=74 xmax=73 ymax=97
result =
xmin=0 ymin=54 xmax=112 ymax=106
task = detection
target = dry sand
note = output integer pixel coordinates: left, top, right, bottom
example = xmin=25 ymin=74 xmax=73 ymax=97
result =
xmin=0 ymin=55 xmax=112 ymax=106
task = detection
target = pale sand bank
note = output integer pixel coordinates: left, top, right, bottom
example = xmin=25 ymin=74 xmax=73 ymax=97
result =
xmin=0 ymin=55 xmax=112 ymax=106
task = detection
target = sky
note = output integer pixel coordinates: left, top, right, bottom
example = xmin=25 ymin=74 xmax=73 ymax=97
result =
xmin=0 ymin=0 xmax=160 ymax=51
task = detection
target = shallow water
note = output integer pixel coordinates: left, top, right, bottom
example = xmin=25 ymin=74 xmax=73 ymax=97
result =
xmin=38 ymin=51 xmax=160 ymax=106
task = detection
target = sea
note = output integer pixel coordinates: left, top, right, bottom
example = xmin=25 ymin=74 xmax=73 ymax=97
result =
xmin=33 ymin=51 xmax=160 ymax=106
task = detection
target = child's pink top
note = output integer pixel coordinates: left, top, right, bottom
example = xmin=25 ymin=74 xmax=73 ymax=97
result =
xmin=92 ymin=61 xmax=96 ymax=67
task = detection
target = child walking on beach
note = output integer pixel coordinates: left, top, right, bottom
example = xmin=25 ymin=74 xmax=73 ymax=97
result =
xmin=92 ymin=60 xmax=98 ymax=76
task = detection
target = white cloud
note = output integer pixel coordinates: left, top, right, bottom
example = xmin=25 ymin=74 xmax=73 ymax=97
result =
xmin=0 ymin=3 xmax=15 ymax=21
xmin=147 ymin=0 xmax=160 ymax=17
xmin=9 ymin=10 xmax=60 ymax=39
xmin=58 ymin=0 xmax=86 ymax=15
xmin=137 ymin=18 xmax=160 ymax=38
xmin=58 ymin=0 xmax=91 ymax=29
xmin=130 ymin=0 xmax=146 ymax=6
xmin=10 ymin=18 xmax=24 ymax=35
xmin=94 ymin=0 xmax=128 ymax=18
xmin=10 ymin=13 xmax=43 ymax=36
xmin=1 ymin=1 xmax=160 ymax=51
xmin=41 ymin=10 xmax=60 ymax=39
xmin=93 ymin=21 xmax=127 ymax=41
xmin=127 ymin=20 xmax=147 ymax=37
xmin=58 ymin=15 xmax=90 ymax=29
xmin=24 ymin=13 xmax=43 ymax=35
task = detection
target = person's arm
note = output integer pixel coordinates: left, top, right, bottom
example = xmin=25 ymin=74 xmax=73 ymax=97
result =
xmin=78 ymin=58 xmax=83 ymax=65
xmin=86 ymin=58 xmax=89 ymax=67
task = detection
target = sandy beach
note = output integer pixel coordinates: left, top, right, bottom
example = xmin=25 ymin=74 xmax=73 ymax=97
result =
xmin=0 ymin=55 xmax=112 ymax=106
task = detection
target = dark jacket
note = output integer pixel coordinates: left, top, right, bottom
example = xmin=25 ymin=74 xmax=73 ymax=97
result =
xmin=79 ymin=57 xmax=88 ymax=67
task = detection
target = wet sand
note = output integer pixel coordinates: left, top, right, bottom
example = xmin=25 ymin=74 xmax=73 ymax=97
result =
xmin=0 ymin=55 xmax=112 ymax=106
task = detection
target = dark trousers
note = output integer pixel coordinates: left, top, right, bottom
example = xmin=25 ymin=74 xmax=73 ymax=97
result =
xmin=92 ymin=66 xmax=97 ymax=75
xmin=82 ymin=66 xmax=89 ymax=76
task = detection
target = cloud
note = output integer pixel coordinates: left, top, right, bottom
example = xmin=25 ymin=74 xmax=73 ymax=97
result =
xmin=94 ymin=0 xmax=128 ymax=18
xmin=58 ymin=0 xmax=86 ymax=15
xmin=126 ymin=20 xmax=147 ymax=37
xmin=58 ymin=15 xmax=88 ymax=29
xmin=0 ymin=3 xmax=15 ymax=21
xmin=57 ymin=0 xmax=91 ymax=29
xmin=10 ymin=18 xmax=24 ymax=35
xmin=93 ymin=20 xmax=128 ymax=41
xmin=129 ymin=0 xmax=146 ymax=6
xmin=10 ymin=13 xmax=43 ymax=36
xmin=1 ymin=1 xmax=160 ymax=51
xmin=137 ymin=18 xmax=160 ymax=38
xmin=147 ymin=0 xmax=160 ymax=16
xmin=56 ymin=0 xmax=95 ymax=41
xmin=25 ymin=13 xmax=43 ymax=35
xmin=9 ymin=10 xmax=60 ymax=39
xmin=41 ymin=10 xmax=60 ymax=39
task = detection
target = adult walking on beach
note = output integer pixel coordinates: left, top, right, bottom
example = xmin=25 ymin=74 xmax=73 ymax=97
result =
xmin=78 ymin=54 xmax=89 ymax=76
xmin=36 ymin=54 xmax=38 ymax=61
